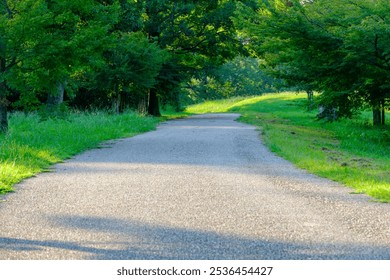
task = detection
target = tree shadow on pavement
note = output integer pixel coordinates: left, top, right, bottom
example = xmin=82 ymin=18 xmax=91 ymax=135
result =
xmin=1 ymin=215 xmax=389 ymax=260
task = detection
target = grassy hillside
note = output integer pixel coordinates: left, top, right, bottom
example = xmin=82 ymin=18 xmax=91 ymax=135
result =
xmin=187 ymin=92 xmax=390 ymax=202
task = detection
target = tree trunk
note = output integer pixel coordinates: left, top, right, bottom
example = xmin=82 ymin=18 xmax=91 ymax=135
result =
xmin=146 ymin=10 xmax=161 ymax=117
xmin=1 ymin=56 xmax=8 ymax=133
xmin=138 ymin=92 xmax=148 ymax=115
xmin=119 ymin=90 xmax=126 ymax=113
xmin=173 ymin=90 xmax=181 ymax=112
xmin=373 ymin=98 xmax=386 ymax=126
xmin=47 ymin=82 xmax=65 ymax=108
xmin=148 ymin=88 xmax=161 ymax=116
xmin=0 ymin=81 xmax=8 ymax=133
xmin=381 ymin=99 xmax=385 ymax=125
xmin=306 ymin=90 xmax=314 ymax=111
xmin=373 ymin=107 xmax=382 ymax=126
xmin=0 ymin=101 xmax=8 ymax=134
xmin=113 ymin=91 xmax=121 ymax=114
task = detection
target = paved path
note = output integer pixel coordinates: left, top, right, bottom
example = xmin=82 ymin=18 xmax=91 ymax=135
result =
xmin=1 ymin=114 xmax=389 ymax=260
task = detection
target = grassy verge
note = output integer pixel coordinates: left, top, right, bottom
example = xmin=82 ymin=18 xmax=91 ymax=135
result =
xmin=186 ymin=92 xmax=390 ymax=202
xmin=0 ymin=111 xmax=161 ymax=194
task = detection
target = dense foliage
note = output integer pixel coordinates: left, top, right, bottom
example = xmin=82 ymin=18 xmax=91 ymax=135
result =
xmin=1 ymin=0 xmax=389 ymax=133
xmin=1 ymin=0 xmax=256 ymax=132
xmin=182 ymin=56 xmax=280 ymax=103
xmin=238 ymin=0 xmax=390 ymax=125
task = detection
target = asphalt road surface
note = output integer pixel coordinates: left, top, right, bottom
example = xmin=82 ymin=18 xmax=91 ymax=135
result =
xmin=1 ymin=114 xmax=389 ymax=260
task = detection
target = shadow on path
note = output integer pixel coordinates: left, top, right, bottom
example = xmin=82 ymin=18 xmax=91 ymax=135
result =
xmin=1 ymin=215 xmax=389 ymax=260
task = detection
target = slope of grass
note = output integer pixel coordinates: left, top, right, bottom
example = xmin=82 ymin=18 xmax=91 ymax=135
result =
xmin=186 ymin=92 xmax=390 ymax=202
xmin=185 ymin=97 xmax=247 ymax=114
xmin=0 ymin=111 xmax=161 ymax=194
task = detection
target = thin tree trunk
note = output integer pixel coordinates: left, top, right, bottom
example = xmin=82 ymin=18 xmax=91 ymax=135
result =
xmin=173 ymin=90 xmax=181 ymax=112
xmin=0 ymin=55 xmax=8 ymax=133
xmin=47 ymin=82 xmax=65 ymax=108
xmin=0 ymin=101 xmax=8 ymax=134
xmin=306 ymin=90 xmax=314 ymax=111
xmin=138 ymin=92 xmax=148 ymax=115
xmin=381 ymin=99 xmax=385 ymax=125
xmin=146 ymin=10 xmax=161 ymax=117
xmin=148 ymin=88 xmax=161 ymax=116
xmin=113 ymin=92 xmax=120 ymax=114
xmin=119 ymin=90 xmax=126 ymax=113
xmin=0 ymin=81 xmax=8 ymax=133
xmin=373 ymin=107 xmax=381 ymax=126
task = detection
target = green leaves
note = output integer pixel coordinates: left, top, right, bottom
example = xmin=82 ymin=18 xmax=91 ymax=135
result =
xmin=1 ymin=0 xmax=123 ymax=111
xmin=240 ymin=0 xmax=390 ymax=124
xmin=0 ymin=0 xmax=264 ymax=116
xmin=184 ymin=56 xmax=280 ymax=102
xmin=94 ymin=31 xmax=168 ymax=92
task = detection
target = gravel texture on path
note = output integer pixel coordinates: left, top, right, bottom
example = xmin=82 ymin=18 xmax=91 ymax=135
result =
xmin=1 ymin=114 xmax=389 ymax=260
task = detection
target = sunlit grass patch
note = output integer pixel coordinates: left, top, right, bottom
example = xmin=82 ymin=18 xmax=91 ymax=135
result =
xmin=185 ymin=97 xmax=247 ymax=114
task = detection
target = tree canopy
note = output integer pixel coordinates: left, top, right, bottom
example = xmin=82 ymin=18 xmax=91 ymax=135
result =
xmin=1 ymin=0 xmax=258 ymax=130
xmin=1 ymin=0 xmax=388 ymax=133
xmin=238 ymin=0 xmax=390 ymax=125
xmin=139 ymin=0 xmax=253 ymax=115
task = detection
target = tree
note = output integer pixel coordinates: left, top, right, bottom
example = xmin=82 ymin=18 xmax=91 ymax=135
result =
xmin=91 ymin=32 xmax=168 ymax=113
xmin=19 ymin=0 xmax=120 ymax=108
xmin=137 ymin=0 xmax=254 ymax=115
xmin=240 ymin=0 xmax=390 ymax=125
xmin=0 ymin=0 xmax=259 ymax=125
xmin=71 ymin=0 xmax=169 ymax=113
xmin=0 ymin=0 xmax=41 ymax=132
xmin=0 ymin=1 xmax=10 ymax=133
xmin=307 ymin=0 xmax=390 ymax=125
xmin=0 ymin=0 xmax=120 ymax=132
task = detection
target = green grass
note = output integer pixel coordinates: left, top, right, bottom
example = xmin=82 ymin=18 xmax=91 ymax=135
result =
xmin=161 ymin=105 xmax=192 ymax=120
xmin=0 ymin=111 xmax=161 ymax=194
xmin=185 ymin=97 xmax=247 ymax=114
xmin=186 ymin=92 xmax=390 ymax=202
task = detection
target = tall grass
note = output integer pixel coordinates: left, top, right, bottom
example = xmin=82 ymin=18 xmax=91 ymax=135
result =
xmin=186 ymin=92 xmax=390 ymax=202
xmin=0 ymin=111 xmax=160 ymax=194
